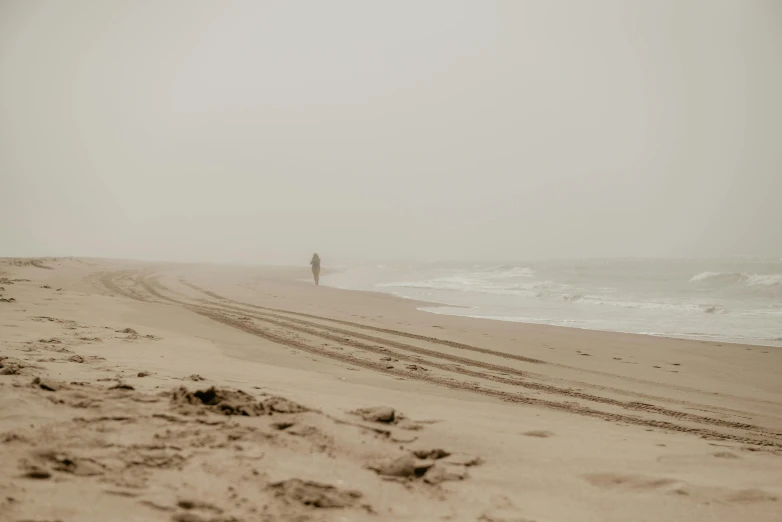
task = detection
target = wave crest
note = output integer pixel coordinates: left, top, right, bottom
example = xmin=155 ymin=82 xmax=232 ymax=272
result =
xmin=690 ymin=272 xmax=782 ymax=287
xmin=562 ymin=294 xmax=726 ymax=313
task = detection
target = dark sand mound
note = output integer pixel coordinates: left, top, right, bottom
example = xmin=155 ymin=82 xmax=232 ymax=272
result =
xmin=171 ymin=386 xmax=309 ymax=416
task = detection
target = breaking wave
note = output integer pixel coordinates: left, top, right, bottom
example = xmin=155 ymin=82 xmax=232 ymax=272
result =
xmin=377 ymin=276 xmax=556 ymax=298
xmin=690 ymin=272 xmax=782 ymax=287
xmin=559 ymin=294 xmax=726 ymax=314
xmin=481 ymin=265 xmax=536 ymax=279
xmin=376 ymin=266 xmax=542 ymax=296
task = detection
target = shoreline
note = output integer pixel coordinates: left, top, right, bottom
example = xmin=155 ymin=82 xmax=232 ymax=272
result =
xmin=323 ymin=277 xmax=780 ymax=351
xmin=418 ymin=305 xmax=782 ymax=350
xmin=322 ymin=269 xmax=782 ymax=350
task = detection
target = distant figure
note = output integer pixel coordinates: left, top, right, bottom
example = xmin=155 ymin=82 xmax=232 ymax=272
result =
xmin=310 ymin=253 xmax=321 ymax=286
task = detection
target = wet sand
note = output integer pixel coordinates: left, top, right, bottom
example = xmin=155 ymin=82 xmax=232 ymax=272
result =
xmin=1 ymin=257 xmax=781 ymax=521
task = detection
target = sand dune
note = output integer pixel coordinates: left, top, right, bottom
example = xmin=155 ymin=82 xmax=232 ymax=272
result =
xmin=1 ymin=258 xmax=781 ymax=521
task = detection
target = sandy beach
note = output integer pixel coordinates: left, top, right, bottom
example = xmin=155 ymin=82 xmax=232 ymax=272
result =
xmin=4 ymin=0 xmax=781 ymax=519
xmin=1 ymin=257 xmax=781 ymax=522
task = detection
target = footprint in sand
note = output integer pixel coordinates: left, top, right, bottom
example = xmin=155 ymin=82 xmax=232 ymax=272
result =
xmin=0 ymin=357 xmax=33 ymax=376
xmin=713 ymin=451 xmax=740 ymax=459
xmin=657 ymin=452 xmax=741 ymax=465
xmin=583 ymin=473 xmax=777 ymax=504
xmin=267 ymin=478 xmax=363 ymax=508
xmin=479 ymin=513 xmax=538 ymax=522
xmin=522 ymin=430 xmax=554 ymax=438
xmin=582 ymin=473 xmax=677 ymax=490
xmin=368 ymin=449 xmax=481 ymax=484
xmin=350 ymin=406 xmax=421 ymax=430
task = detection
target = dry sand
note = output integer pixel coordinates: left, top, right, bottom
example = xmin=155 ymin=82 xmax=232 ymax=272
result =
xmin=1 ymin=257 xmax=781 ymax=522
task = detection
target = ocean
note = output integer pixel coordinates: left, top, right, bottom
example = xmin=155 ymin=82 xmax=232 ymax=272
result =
xmin=322 ymin=258 xmax=782 ymax=348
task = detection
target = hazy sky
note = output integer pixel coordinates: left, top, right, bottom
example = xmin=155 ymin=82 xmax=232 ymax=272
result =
xmin=1 ymin=0 xmax=780 ymax=264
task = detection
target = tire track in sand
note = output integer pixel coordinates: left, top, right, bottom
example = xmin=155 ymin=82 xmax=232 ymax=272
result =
xmin=176 ymin=279 xmax=546 ymax=364
xmin=92 ymin=270 xmax=782 ymax=449
xmin=177 ymin=277 xmax=780 ymax=411
xmin=194 ymin=307 xmax=782 ymax=449
xmin=153 ymin=278 xmax=780 ymax=436
xmin=168 ymin=277 xmax=782 ymax=435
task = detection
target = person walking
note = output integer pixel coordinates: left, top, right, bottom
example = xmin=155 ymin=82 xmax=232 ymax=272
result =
xmin=310 ymin=253 xmax=321 ymax=286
